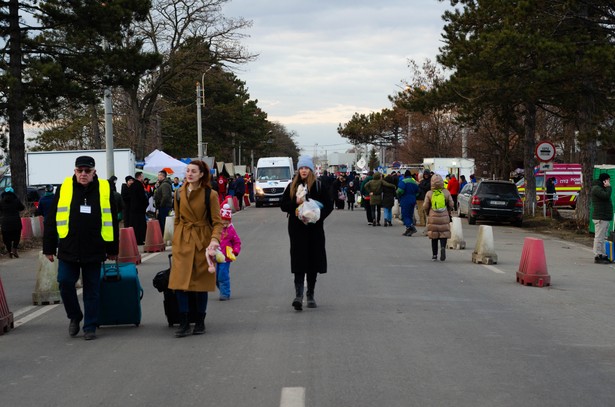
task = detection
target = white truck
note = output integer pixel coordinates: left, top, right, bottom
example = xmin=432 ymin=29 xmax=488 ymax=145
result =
xmin=254 ymin=157 xmax=294 ymax=207
xmin=422 ymin=157 xmax=475 ymax=181
xmin=27 ymin=149 xmax=136 ymax=186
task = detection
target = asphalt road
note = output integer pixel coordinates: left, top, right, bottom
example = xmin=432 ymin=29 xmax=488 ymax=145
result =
xmin=1 ymin=206 xmax=614 ymax=407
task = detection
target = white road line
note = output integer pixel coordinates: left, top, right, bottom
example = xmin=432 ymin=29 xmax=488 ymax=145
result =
xmin=483 ymin=264 xmax=505 ymax=274
xmin=13 ymin=252 xmax=162 ymax=326
xmin=280 ymin=387 xmax=305 ymax=407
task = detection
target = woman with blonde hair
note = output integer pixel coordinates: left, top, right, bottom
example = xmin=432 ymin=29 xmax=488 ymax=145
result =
xmin=169 ymin=160 xmax=223 ymax=337
xmin=281 ymin=156 xmax=333 ymax=311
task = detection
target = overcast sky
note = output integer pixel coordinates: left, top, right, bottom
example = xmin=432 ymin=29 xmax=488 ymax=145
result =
xmin=221 ymin=0 xmax=451 ymax=156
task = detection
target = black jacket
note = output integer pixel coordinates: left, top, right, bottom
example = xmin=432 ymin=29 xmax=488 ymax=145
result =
xmin=280 ymin=178 xmax=333 ymax=275
xmin=0 ymin=191 xmax=25 ymax=232
xmin=43 ymin=176 xmax=119 ymax=263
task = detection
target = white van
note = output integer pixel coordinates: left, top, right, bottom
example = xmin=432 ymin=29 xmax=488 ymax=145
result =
xmin=254 ymin=157 xmax=294 ymax=207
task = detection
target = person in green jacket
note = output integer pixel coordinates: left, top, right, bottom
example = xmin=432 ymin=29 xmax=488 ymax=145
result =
xmin=363 ymin=172 xmax=396 ymax=226
xmin=591 ymin=173 xmax=613 ymax=264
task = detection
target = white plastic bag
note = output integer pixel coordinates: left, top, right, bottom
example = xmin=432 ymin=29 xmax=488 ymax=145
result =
xmin=296 ymin=199 xmax=323 ymax=224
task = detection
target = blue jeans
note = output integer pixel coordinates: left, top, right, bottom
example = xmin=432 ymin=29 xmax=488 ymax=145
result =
xmin=57 ymin=260 xmax=101 ymax=332
xmin=216 ymin=262 xmax=231 ymax=298
xmin=176 ymin=291 xmax=208 ymax=313
xmin=383 ymin=207 xmax=392 ymax=222
xmin=401 ymin=202 xmax=416 ymax=228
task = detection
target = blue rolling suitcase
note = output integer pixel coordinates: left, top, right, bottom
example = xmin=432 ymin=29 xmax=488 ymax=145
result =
xmin=98 ymin=262 xmax=143 ymax=327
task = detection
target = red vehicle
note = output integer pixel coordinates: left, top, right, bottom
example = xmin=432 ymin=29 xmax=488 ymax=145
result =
xmin=516 ymin=164 xmax=582 ymax=208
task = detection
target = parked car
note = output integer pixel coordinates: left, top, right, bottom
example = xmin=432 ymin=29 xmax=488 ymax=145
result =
xmin=457 ymin=180 xmax=523 ymax=227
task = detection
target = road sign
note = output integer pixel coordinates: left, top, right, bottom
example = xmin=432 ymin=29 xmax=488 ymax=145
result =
xmin=539 ymin=161 xmax=553 ymax=171
xmin=535 ymin=141 xmax=556 ymax=162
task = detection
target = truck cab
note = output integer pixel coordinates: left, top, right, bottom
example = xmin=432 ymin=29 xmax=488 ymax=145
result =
xmin=254 ymin=157 xmax=294 ymax=207
xmin=515 ymin=163 xmax=582 ymax=208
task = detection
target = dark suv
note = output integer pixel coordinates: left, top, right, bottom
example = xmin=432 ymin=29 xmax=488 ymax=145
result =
xmin=457 ymin=180 xmax=523 ymax=227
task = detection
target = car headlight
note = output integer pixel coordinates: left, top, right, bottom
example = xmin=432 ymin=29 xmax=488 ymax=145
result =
xmin=255 ymin=186 xmax=264 ymax=195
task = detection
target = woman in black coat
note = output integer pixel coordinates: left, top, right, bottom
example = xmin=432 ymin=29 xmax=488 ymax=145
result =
xmin=0 ymin=188 xmax=25 ymax=258
xmin=280 ymin=156 xmax=333 ymax=311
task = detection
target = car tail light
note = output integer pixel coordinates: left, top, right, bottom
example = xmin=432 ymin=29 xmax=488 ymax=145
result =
xmin=515 ymin=199 xmax=523 ymax=208
xmin=471 ymin=196 xmax=481 ymax=205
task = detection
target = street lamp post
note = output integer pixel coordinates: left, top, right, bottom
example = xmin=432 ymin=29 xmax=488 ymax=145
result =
xmin=196 ymin=65 xmax=216 ymax=160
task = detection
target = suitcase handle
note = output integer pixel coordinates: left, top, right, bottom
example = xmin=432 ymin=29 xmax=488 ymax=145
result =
xmin=102 ymin=261 xmax=122 ymax=282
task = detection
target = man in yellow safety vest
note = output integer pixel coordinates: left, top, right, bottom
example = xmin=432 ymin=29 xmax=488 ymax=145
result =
xmin=43 ymin=155 xmax=119 ymax=340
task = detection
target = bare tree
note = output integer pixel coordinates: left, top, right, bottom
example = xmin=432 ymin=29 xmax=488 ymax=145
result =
xmin=124 ymin=0 xmax=256 ymax=159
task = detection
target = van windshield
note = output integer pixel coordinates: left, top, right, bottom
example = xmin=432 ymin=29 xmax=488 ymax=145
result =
xmin=257 ymin=167 xmax=291 ymax=181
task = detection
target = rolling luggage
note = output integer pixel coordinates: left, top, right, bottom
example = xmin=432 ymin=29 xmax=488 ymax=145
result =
xmin=98 ymin=262 xmax=143 ymax=327
xmin=153 ymin=254 xmax=198 ymax=327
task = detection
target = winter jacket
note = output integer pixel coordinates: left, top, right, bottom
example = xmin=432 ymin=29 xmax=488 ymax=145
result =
xmin=43 ymin=176 xmax=119 ymax=263
xmin=423 ymin=174 xmax=455 ymax=239
xmin=417 ymin=175 xmax=431 ymax=201
xmin=0 ymin=191 xmax=25 ymax=232
xmin=364 ymin=173 xmax=395 ymax=206
xmin=381 ymin=175 xmax=397 ymax=209
xmin=280 ymin=177 xmax=333 ymax=275
xmin=169 ymin=185 xmax=223 ymax=292
xmin=447 ymin=175 xmax=460 ymax=196
xmin=397 ymin=176 xmax=419 ymax=206
xmin=35 ymin=192 xmax=55 ymax=219
xmin=154 ymin=177 xmax=174 ymax=209
xmin=220 ymin=223 xmax=241 ymax=262
xmin=591 ymin=179 xmax=613 ymax=221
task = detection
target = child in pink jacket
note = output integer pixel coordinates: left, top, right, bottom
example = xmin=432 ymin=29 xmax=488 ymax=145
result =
xmin=217 ymin=203 xmax=242 ymax=300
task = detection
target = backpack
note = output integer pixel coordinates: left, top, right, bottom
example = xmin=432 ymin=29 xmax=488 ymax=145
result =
xmin=431 ymin=189 xmax=447 ymax=211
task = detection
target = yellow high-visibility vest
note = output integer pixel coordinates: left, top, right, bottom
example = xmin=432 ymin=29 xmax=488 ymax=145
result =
xmin=56 ymin=177 xmax=113 ymax=241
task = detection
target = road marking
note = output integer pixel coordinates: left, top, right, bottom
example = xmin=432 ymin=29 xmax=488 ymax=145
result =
xmin=280 ymin=387 xmax=305 ymax=407
xmin=12 ymin=252 xmax=162 ymax=327
xmin=483 ymin=264 xmax=505 ymax=274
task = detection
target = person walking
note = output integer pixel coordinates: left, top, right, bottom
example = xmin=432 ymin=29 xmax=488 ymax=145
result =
xmin=591 ymin=173 xmax=613 ymax=264
xmin=397 ymin=170 xmax=420 ymax=236
xmin=0 ymin=187 xmax=25 ymax=258
xmin=280 ymin=156 xmax=333 ymax=311
xmin=216 ymin=203 xmax=242 ymax=301
xmin=128 ymin=172 xmax=148 ymax=244
xmin=35 ymin=185 xmax=56 ymax=220
xmin=154 ymin=170 xmax=174 ymax=231
xmin=121 ymin=175 xmax=135 ymax=228
xmin=364 ymin=172 xmax=394 ymax=226
xmin=447 ymin=174 xmax=460 ymax=210
xmin=170 ymin=160 xmax=223 ymax=337
xmin=423 ymin=174 xmax=454 ymax=261
xmin=416 ymin=171 xmax=432 ymax=228
xmin=382 ymin=175 xmax=397 ymax=227
xmin=360 ymin=171 xmax=374 ymax=225
xmin=346 ymin=180 xmax=357 ymax=210
xmin=43 ymin=156 xmax=119 ymax=340
xmin=234 ymin=174 xmax=246 ymax=210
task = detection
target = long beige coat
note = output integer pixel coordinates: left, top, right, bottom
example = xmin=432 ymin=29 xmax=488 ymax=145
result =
xmin=169 ymin=186 xmax=222 ymax=292
xmin=423 ymin=174 xmax=455 ymax=239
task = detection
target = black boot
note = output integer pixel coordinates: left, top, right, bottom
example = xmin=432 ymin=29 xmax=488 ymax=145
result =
xmin=306 ymin=289 xmax=317 ymax=308
xmin=292 ymin=283 xmax=304 ymax=311
xmin=175 ymin=313 xmax=191 ymax=337
xmin=440 ymin=246 xmax=446 ymax=261
xmin=192 ymin=313 xmax=206 ymax=335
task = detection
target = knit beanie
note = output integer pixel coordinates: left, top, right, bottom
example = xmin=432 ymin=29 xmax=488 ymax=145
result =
xmin=297 ymin=155 xmax=314 ymax=172
xmin=220 ymin=204 xmax=232 ymax=221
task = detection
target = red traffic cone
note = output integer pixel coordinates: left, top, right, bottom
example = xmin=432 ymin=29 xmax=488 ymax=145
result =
xmin=118 ymin=227 xmax=142 ymax=264
xmin=516 ymin=237 xmax=550 ymax=287
xmin=0 ymin=275 xmax=14 ymax=335
xmin=144 ymin=219 xmax=165 ymax=253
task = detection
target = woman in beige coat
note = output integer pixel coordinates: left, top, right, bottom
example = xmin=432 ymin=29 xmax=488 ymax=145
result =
xmin=423 ymin=174 xmax=454 ymax=261
xmin=169 ymin=160 xmax=222 ymax=337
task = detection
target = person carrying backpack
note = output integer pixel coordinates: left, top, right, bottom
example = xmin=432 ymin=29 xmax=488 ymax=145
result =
xmin=423 ymin=174 xmax=454 ymax=261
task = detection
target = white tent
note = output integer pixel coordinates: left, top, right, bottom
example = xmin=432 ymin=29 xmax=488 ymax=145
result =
xmin=143 ymin=149 xmax=187 ymax=176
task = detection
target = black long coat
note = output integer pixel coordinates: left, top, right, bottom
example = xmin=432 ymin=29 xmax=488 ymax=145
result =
xmin=280 ymin=179 xmax=333 ymax=275
xmin=0 ymin=191 xmax=25 ymax=232
xmin=127 ymin=180 xmax=148 ymax=244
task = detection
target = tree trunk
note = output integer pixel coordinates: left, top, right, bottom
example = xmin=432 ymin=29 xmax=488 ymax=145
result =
xmin=523 ymin=103 xmax=538 ymax=214
xmin=90 ymin=103 xmax=102 ymax=149
xmin=7 ymin=0 xmax=27 ymax=204
xmin=577 ymin=137 xmax=596 ymax=228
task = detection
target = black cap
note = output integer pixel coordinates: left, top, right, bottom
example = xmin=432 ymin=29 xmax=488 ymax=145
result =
xmin=75 ymin=155 xmax=95 ymax=168
xmin=125 ymin=175 xmax=135 ymax=182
